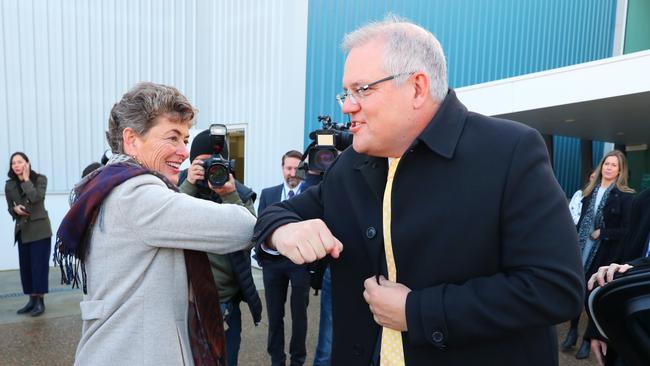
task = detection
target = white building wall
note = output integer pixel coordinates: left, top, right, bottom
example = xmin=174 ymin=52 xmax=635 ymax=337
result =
xmin=0 ymin=0 xmax=309 ymax=270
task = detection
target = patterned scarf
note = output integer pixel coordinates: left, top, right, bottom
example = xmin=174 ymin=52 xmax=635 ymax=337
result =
xmin=55 ymin=154 xmax=226 ymax=366
xmin=577 ymin=182 xmax=613 ymax=272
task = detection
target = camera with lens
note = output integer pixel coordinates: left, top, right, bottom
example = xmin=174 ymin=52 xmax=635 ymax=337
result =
xmin=202 ymin=124 xmax=236 ymax=187
xmin=302 ymin=115 xmax=353 ymax=174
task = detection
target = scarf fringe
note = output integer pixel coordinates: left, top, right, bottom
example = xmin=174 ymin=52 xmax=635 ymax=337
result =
xmin=53 ymin=236 xmax=84 ymax=292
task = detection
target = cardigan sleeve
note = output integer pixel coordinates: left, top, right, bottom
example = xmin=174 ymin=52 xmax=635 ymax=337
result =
xmin=114 ymin=175 xmax=256 ymax=254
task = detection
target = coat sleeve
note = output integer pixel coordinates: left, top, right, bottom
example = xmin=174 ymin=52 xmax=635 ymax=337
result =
xmin=405 ymin=128 xmax=585 ymax=347
xmin=20 ymin=175 xmax=47 ymax=204
xmin=600 ymin=193 xmax=633 ymax=243
xmin=4 ymin=181 xmax=19 ymax=220
xmin=621 ymin=190 xmax=650 ymax=262
xmin=114 ymin=175 xmax=256 ymax=254
xmin=253 ymin=182 xmax=326 ymax=260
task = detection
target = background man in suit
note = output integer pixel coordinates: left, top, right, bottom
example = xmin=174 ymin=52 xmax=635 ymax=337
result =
xmin=258 ymin=150 xmax=310 ymax=366
xmin=253 ymin=15 xmax=584 ymax=366
xmin=258 ymin=150 xmax=304 ymax=214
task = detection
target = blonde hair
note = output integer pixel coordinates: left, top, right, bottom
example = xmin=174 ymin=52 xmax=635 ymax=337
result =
xmin=583 ymin=150 xmax=635 ymax=197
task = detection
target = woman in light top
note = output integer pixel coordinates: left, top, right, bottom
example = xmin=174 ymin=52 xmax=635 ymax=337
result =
xmin=568 ymin=170 xmax=595 ymax=225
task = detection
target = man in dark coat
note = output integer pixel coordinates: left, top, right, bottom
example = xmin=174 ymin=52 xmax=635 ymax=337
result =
xmin=253 ymin=16 xmax=584 ymax=366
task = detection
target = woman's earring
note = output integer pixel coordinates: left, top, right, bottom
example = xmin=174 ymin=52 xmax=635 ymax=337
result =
xmin=131 ymin=155 xmax=143 ymax=165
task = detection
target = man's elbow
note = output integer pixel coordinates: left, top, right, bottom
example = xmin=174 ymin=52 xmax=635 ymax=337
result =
xmin=552 ymin=273 xmax=585 ymax=321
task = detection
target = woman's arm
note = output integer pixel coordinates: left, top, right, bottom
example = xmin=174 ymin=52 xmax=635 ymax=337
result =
xmin=116 ymin=175 xmax=256 ymax=254
xmin=20 ymin=175 xmax=47 ymax=204
xmin=600 ymin=193 xmax=633 ymax=242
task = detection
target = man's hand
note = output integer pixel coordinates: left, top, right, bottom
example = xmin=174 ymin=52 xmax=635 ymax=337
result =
xmin=590 ymin=339 xmax=607 ymax=366
xmin=268 ymin=219 xmax=343 ymax=264
xmin=187 ymin=154 xmax=210 ymax=184
xmin=209 ymin=174 xmax=236 ymax=196
xmin=13 ymin=204 xmax=30 ymax=216
xmin=363 ymin=275 xmax=411 ymax=331
xmin=587 ymin=263 xmax=633 ymax=290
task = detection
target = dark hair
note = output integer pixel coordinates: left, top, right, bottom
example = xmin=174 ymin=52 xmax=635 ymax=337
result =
xmin=8 ymin=152 xmax=40 ymax=182
xmin=282 ymin=150 xmax=302 ymax=166
xmin=82 ymin=162 xmax=103 ymax=178
xmin=105 ymin=82 xmax=196 ymax=154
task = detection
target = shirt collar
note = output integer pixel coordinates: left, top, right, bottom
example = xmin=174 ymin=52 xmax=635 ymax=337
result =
xmin=283 ymin=181 xmax=302 ymax=195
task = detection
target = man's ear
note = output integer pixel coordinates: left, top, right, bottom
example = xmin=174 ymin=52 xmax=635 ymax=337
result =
xmin=412 ymin=72 xmax=430 ymax=109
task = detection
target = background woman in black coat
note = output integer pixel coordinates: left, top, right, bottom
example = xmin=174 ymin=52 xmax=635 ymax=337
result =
xmin=561 ymin=149 xmax=634 ymax=359
xmin=4 ymin=152 xmax=52 ymax=316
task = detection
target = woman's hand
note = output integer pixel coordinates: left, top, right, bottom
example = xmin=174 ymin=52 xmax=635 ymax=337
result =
xmin=209 ymin=174 xmax=236 ymax=196
xmin=588 ymin=263 xmax=633 ymax=290
xmin=13 ymin=204 xmax=30 ymax=216
xmin=590 ymin=229 xmax=601 ymax=240
xmin=21 ymin=162 xmax=31 ymax=181
xmin=187 ymin=154 xmax=210 ymax=184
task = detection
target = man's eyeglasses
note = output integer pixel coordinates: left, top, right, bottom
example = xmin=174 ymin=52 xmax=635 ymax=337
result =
xmin=335 ymin=72 xmax=413 ymax=108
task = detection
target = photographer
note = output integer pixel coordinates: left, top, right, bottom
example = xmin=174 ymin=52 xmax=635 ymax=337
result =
xmin=178 ymin=127 xmax=262 ymax=366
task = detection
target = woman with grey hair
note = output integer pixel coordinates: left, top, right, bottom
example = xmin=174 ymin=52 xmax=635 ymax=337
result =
xmin=56 ymin=82 xmax=256 ymax=366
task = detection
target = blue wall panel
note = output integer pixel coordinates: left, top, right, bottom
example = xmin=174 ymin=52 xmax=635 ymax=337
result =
xmin=553 ymin=137 xmax=606 ymax=197
xmin=553 ymin=136 xmax=581 ymax=197
xmin=304 ymin=0 xmax=617 ymax=195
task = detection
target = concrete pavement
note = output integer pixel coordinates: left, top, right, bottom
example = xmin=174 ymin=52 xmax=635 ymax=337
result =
xmin=0 ymin=267 xmax=597 ymax=365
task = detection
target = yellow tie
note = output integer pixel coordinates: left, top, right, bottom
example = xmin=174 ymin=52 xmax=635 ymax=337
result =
xmin=380 ymin=157 xmax=405 ymax=366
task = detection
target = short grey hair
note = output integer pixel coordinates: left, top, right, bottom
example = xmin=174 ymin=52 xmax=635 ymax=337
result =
xmin=341 ymin=14 xmax=448 ymax=102
xmin=106 ymin=82 xmax=196 ymax=153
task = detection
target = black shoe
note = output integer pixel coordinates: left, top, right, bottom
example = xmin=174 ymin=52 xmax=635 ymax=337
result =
xmin=30 ymin=296 xmax=45 ymax=317
xmin=561 ymin=328 xmax=578 ymax=350
xmin=575 ymin=339 xmax=590 ymax=359
xmin=16 ymin=296 xmax=36 ymax=314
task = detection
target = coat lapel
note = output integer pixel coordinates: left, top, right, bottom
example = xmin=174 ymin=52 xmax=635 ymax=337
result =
xmin=353 ymin=155 xmax=387 ymax=201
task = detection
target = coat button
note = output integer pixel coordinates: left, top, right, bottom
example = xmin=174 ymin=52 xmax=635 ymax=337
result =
xmin=432 ymin=331 xmax=444 ymax=343
xmin=366 ymin=227 xmax=377 ymax=239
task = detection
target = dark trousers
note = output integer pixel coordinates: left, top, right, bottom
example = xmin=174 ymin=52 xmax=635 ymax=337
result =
xmin=262 ymin=257 xmax=310 ymax=366
xmin=221 ymin=300 xmax=243 ymax=366
xmin=313 ymin=267 xmax=332 ymax=366
xmin=17 ymin=236 xmax=51 ymax=294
